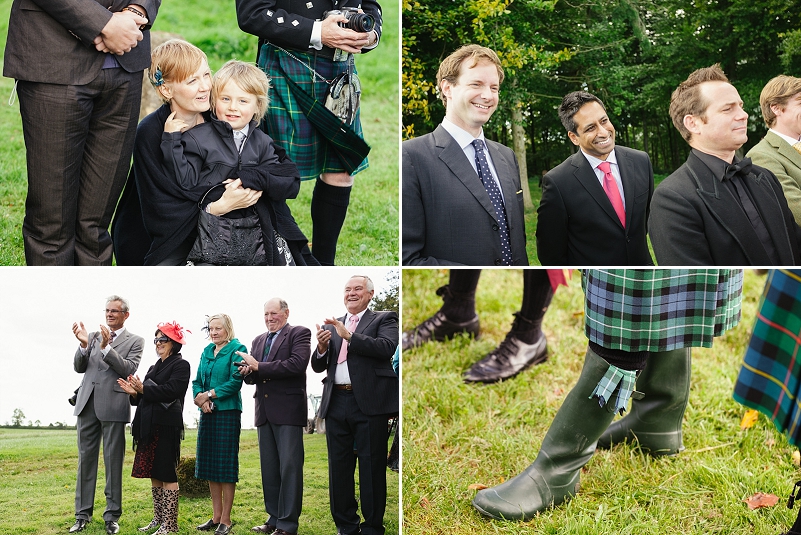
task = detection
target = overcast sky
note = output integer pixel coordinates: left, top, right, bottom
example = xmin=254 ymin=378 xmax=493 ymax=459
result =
xmin=0 ymin=267 xmax=397 ymax=429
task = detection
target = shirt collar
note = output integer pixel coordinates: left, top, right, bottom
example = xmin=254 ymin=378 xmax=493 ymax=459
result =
xmin=581 ymin=148 xmax=618 ymax=170
xmin=441 ymin=117 xmax=485 ymax=149
xmin=769 ymin=128 xmax=801 ymax=147
xmin=235 ymin=124 xmax=250 ymax=138
xmin=692 ymin=148 xmax=740 ymax=181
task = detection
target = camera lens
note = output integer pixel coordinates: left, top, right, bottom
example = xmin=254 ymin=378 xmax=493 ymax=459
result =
xmin=345 ymin=12 xmax=375 ymax=33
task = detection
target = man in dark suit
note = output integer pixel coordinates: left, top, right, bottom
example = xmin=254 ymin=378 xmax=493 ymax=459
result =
xmin=402 ymin=44 xmax=528 ymax=266
xmin=312 ymin=275 xmax=399 ymax=535
xmin=71 ymin=295 xmax=144 ymax=534
xmin=4 ymin=0 xmax=158 ymax=265
xmin=238 ymin=298 xmax=311 ymax=535
xmin=650 ymin=64 xmax=801 ymax=265
xmin=536 ymin=91 xmax=654 ymax=265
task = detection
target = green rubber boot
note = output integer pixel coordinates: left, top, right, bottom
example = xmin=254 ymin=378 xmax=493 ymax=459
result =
xmin=596 ymin=348 xmax=691 ymax=456
xmin=472 ymin=347 xmax=618 ymax=521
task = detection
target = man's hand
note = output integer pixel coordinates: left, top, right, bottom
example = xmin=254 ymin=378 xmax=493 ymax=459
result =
xmin=236 ymin=351 xmax=258 ymax=375
xmin=99 ymin=325 xmax=111 ymax=349
xmin=72 ymin=321 xmax=89 ymax=348
xmin=316 ymin=323 xmax=332 ymax=354
xmin=324 ymin=317 xmax=350 ymax=340
xmin=99 ymin=12 xmax=146 ymax=55
xmin=320 ymin=14 xmax=371 ymax=54
xmin=207 ymin=179 xmax=262 ymax=215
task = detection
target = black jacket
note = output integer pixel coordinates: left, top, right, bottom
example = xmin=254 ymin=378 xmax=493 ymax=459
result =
xmin=130 ymin=354 xmax=191 ymax=446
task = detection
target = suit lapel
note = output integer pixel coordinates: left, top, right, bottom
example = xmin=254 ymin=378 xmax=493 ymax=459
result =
xmin=616 ymin=148 xmax=638 ymax=229
xmin=744 ymin=169 xmax=794 ymax=264
xmin=768 ymin=131 xmax=801 ymax=171
xmin=269 ymin=328 xmax=290 ymax=359
xmin=433 ymin=126 xmax=501 ymax=224
xmin=485 ymin=141 xmax=519 ymax=216
xmin=686 ymin=153 xmax=771 ymax=263
xmin=572 ymin=152 xmax=623 ymax=227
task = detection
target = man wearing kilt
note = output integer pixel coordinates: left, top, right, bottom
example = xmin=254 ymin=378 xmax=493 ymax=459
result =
xmin=733 ymin=270 xmax=801 ymax=535
xmin=236 ymin=0 xmax=382 ymax=265
xmin=473 ymin=269 xmax=744 ymax=521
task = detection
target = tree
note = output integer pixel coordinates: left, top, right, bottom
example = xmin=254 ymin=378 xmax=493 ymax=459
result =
xmin=11 ymin=408 xmax=25 ymax=427
xmin=371 ymin=270 xmax=399 ymax=313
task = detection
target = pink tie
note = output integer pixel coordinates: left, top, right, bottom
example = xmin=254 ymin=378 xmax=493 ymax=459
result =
xmin=337 ymin=315 xmax=359 ymax=364
xmin=598 ymin=161 xmax=625 ymax=228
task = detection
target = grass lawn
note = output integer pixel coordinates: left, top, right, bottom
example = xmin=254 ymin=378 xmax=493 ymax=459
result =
xmin=0 ymin=428 xmax=399 ymax=534
xmin=0 ymin=0 xmax=399 ymax=265
xmin=402 ymin=269 xmax=801 ymax=535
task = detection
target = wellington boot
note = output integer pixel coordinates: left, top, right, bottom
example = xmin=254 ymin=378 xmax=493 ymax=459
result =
xmin=138 ymin=486 xmax=163 ymax=532
xmin=472 ymin=347 xmax=617 ymax=521
xmin=597 ymin=348 xmax=690 ymax=456
xmin=153 ymin=488 xmax=179 ymax=534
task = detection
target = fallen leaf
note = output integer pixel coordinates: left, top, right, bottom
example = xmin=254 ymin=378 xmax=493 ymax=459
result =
xmin=553 ymin=387 xmax=564 ymax=397
xmin=743 ymin=492 xmax=780 ymax=510
xmin=468 ymin=483 xmax=488 ymax=490
xmin=765 ymin=438 xmax=776 ymax=447
xmin=740 ymin=409 xmax=759 ymax=430
xmin=419 ymin=497 xmax=430 ymax=509
xmin=793 ymin=450 xmax=800 ymax=467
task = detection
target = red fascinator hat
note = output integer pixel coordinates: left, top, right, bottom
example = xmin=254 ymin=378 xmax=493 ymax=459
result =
xmin=157 ymin=321 xmax=190 ymax=345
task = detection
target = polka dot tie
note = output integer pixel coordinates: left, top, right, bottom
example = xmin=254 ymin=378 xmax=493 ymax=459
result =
xmin=597 ymin=160 xmax=626 ymax=228
xmin=472 ymin=139 xmax=512 ymax=266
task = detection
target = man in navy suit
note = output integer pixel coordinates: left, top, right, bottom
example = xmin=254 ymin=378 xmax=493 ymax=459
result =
xmin=312 ymin=275 xmax=399 ymax=535
xmin=238 ymin=298 xmax=311 ymax=535
xmin=402 ymin=44 xmax=528 ymax=266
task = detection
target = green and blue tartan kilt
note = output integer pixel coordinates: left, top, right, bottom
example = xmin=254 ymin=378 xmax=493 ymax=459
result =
xmin=583 ymin=269 xmax=743 ymax=351
xmin=258 ymin=43 xmax=368 ymax=180
xmin=734 ymin=270 xmax=801 ymax=447
xmin=195 ymin=409 xmax=241 ymax=483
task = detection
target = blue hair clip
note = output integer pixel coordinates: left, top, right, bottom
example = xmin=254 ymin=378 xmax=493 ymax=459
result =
xmin=152 ymin=67 xmax=164 ymax=87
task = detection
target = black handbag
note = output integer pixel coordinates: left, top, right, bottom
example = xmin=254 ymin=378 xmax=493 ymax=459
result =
xmin=186 ymin=184 xmax=268 ymax=266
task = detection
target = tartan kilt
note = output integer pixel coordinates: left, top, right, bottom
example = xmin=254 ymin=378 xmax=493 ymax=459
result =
xmin=583 ymin=269 xmax=743 ymax=351
xmin=258 ymin=43 xmax=368 ymax=180
xmin=734 ymin=270 xmax=801 ymax=447
xmin=195 ymin=409 xmax=241 ymax=483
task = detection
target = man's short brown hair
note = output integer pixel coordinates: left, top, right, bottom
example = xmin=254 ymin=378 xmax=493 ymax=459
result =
xmin=759 ymin=75 xmax=801 ymax=128
xmin=669 ymin=64 xmax=730 ymax=142
xmin=436 ymin=44 xmax=504 ymax=106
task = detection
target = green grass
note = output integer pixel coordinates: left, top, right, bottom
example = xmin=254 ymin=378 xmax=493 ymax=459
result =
xmin=402 ymin=269 xmax=800 ymax=535
xmin=0 ymin=0 xmax=398 ymax=265
xmin=0 ymin=428 xmax=399 ymax=534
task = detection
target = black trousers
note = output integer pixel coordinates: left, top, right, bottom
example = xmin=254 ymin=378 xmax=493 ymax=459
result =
xmin=325 ymin=390 xmax=390 ymax=535
xmin=17 ymin=67 xmax=141 ymax=265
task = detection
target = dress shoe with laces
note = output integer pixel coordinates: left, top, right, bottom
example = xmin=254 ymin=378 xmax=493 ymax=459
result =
xmin=463 ymin=332 xmax=547 ymax=383
xmin=69 ymin=519 xmax=88 ymax=533
xmin=105 ymin=521 xmax=120 ymax=534
xmin=251 ymin=523 xmax=276 ymax=533
xmin=197 ymin=519 xmax=220 ymax=531
xmin=402 ymin=311 xmax=479 ymax=350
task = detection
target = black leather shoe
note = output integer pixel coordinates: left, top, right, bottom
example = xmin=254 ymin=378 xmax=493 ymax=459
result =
xmin=198 ymin=519 xmax=220 ymax=531
xmin=69 ymin=519 xmax=88 ymax=533
xmin=463 ymin=332 xmax=547 ymax=383
xmin=105 ymin=521 xmax=120 ymax=535
xmin=215 ymin=524 xmax=232 ymax=535
xmin=251 ymin=523 xmax=276 ymax=533
xmin=402 ymin=311 xmax=479 ymax=350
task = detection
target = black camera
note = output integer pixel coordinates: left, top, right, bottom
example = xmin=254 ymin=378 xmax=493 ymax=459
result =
xmin=324 ymin=7 xmax=375 ymax=33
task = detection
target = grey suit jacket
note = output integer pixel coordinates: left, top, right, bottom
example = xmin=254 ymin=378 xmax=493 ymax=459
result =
xmin=3 ymin=0 xmax=160 ymax=84
xmin=747 ymin=131 xmax=801 ymax=224
xmin=73 ymin=329 xmax=144 ymax=422
xmin=536 ymin=146 xmax=654 ymax=266
xmin=402 ymin=125 xmax=528 ymax=266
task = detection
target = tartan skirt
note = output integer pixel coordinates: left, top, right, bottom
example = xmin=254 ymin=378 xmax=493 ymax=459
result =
xmin=195 ymin=409 xmax=241 ymax=483
xmin=258 ymin=43 xmax=368 ymax=180
xmin=734 ymin=270 xmax=801 ymax=447
xmin=583 ymin=269 xmax=743 ymax=351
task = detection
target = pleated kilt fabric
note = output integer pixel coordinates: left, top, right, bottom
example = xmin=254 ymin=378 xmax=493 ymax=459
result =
xmin=583 ymin=269 xmax=744 ymax=351
xmin=195 ymin=409 xmax=242 ymax=482
xmin=734 ymin=270 xmax=801 ymax=448
xmin=257 ymin=43 xmax=368 ymax=180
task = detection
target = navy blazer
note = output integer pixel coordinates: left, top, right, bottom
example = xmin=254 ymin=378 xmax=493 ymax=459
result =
xmin=649 ymin=151 xmax=801 ymax=265
xmin=311 ymin=310 xmax=398 ymax=418
xmin=245 ymin=324 xmax=311 ymax=427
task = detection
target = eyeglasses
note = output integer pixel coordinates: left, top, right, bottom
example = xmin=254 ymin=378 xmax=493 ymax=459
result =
xmin=105 ymin=309 xmax=125 ymax=315
xmin=154 ymin=336 xmax=171 ymax=345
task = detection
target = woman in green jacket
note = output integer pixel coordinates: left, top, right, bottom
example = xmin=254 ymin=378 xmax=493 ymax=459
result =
xmin=192 ymin=313 xmax=246 ymax=535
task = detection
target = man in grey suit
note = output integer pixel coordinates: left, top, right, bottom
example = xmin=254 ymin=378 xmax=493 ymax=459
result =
xmin=71 ymin=295 xmax=144 ymax=534
xmin=536 ymin=91 xmax=654 ymax=265
xmin=238 ymin=298 xmax=311 ymax=535
xmin=402 ymin=44 xmax=528 ymax=266
xmin=4 ymin=0 xmax=159 ymax=265
xmin=747 ymin=75 xmax=801 ymax=223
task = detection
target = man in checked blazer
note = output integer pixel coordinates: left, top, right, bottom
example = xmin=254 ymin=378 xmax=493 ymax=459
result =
xmin=4 ymin=0 xmax=158 ymax=265
xmin=402 ymin=44 xmax=528 ymax=266
xmin=71 ymin=295 xmax=144 ymax=534
xmin=312 ymin=275 xmax=399 ymax=535
xmin=238 ymin=298 xmax=311 ymax=535
xmin=746 ymin=75 xmax=801 ymax=223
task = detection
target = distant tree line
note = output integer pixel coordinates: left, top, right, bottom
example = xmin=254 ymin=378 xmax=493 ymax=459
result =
xmin=403 ymin=0 xmax=801 ymax=184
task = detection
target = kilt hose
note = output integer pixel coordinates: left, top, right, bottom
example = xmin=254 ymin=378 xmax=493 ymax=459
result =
xmin=734 ymin=270 xmax=801 ymax=448
xmin=258 ymin=43 xmax=368 ymax=180
xmin=583 ymin=269 xmax=744 ymax=351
